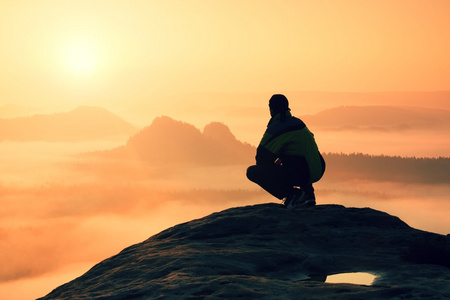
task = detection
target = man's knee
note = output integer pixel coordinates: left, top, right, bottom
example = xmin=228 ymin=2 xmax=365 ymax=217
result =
xmin=246 ymin=165 xmax=257 ymax=182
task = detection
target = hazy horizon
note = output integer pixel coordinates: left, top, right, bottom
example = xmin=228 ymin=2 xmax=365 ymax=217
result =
xmin=1 ymin=98 xmax=449 ymax=157
xmin=0 ymin=106 xmax=448 ymax=300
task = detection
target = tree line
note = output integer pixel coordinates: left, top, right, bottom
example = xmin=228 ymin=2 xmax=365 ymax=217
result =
xmin=322 ymin=153 xmax=450 ymax=184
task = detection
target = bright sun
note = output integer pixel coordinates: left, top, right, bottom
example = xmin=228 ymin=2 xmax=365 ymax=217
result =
xmin=61 ymin=38 xmax=99 ymax=75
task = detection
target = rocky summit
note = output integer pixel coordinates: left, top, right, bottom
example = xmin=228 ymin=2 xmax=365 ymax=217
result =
xmin=40 ymin=204 xmax=450 ymax=299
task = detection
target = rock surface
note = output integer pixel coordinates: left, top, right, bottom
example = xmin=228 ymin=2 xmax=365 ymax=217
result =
xmin=39 ymin=204 xmax=450 ymax=299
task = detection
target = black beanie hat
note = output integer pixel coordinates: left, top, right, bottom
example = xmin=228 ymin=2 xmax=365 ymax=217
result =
xmin=269 ymin=94 xmax=290 ymax=114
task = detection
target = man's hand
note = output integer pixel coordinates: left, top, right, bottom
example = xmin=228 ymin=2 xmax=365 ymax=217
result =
xmin=255 ymin=146 xmax=278 ymax=165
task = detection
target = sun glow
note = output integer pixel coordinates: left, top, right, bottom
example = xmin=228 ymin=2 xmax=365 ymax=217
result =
xmin=61 ymin=38 xmax=99 ymax=75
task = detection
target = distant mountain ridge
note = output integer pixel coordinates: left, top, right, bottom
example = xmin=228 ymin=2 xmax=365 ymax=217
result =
xmin=87 ymin=115 xmax=450 ymax=178
xmin=0 ymin=106 xmax=137 ymax=141
xmin=302 ymin=106 xmax=450 ymax=131
xmin=0 ymin=104 xmax=46 ymax=118
xmin=322 ymin=153 xmax=450 ymax=184
xmin=100 ymin=116 xmax=255 ymax=165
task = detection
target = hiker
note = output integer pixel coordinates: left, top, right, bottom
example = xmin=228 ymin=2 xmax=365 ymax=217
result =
xmin=246 ymin=94 xmax=325 ymax=209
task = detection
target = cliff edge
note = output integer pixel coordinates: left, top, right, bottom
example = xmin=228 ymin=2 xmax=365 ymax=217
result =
xmin=40 ymin=204 xmax=450 ymax=299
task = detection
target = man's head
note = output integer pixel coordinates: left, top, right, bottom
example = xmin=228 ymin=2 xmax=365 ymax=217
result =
xmin=269 ymin=94 xmax=290 ymax=117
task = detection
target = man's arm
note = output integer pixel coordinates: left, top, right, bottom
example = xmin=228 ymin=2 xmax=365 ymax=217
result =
xmin=255 ymin=146 xmax=278 ymax=165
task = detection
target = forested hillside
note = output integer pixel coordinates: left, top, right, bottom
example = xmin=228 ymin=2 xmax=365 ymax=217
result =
xmin=323 ymin=153 xmax=450 ymax=184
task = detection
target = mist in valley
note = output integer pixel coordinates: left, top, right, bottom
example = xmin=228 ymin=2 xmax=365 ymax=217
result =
xmin=0 ymin=99 xmax=449 ymax=300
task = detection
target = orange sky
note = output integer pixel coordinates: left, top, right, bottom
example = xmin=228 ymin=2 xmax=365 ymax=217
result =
xmin=1 ymin=0 xmax=449 ymax=112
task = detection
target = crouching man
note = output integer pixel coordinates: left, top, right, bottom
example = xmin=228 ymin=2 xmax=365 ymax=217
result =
xmin=247 ymin=94 xmax=325 ymax=209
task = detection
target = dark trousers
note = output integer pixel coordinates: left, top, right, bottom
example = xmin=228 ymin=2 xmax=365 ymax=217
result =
xmin=246 ymin=164 xmax=314 ymax=200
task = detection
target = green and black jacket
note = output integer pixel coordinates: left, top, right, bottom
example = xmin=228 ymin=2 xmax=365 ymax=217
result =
xmin=256 ymin=111 xmax=324 ymax=183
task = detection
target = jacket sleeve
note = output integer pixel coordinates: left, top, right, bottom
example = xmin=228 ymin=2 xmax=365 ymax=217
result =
xmin=255 ymin=145 xmax=277 ymax=165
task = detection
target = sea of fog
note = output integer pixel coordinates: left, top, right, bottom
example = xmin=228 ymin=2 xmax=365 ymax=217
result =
xmin=0 ymin=127 xmax=448 ymax=300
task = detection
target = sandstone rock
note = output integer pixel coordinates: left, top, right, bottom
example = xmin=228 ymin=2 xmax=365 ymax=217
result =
xmin=39 ymin=204 xmax=450 ymax=299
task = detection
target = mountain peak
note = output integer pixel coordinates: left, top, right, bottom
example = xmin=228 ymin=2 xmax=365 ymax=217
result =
xmin=39 ymin=204 xmax=450 ymax=299
xmin=0 ymin=106 xmax=137 ymax=141
xmin=120 ymin=116 xmax=254 ymax=165
xmin=203 ymin=122 xmax=236 ymax=142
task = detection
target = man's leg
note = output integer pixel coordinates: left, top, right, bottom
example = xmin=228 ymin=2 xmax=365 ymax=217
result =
xmin=246 ymin=165 xmax=291 ymax=199
xmin=300 ymin=153 xmax=325 ymax=202
xmin=301 ymin=183 xmax=316 ymax=205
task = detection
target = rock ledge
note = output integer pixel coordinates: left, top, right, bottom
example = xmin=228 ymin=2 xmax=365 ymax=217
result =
xmin=40 ymin=204 xmax=450 ymax=299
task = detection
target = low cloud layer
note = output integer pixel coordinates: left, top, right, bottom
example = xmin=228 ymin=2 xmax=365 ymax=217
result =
xmin=0 ymin=113 xmax=449 ymax=299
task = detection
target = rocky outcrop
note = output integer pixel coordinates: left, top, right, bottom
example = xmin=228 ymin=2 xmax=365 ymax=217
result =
xmin=105 ymin=116 xmax=255 ymax=165
xmin=39 ymin=204 xmax=450 ymax=299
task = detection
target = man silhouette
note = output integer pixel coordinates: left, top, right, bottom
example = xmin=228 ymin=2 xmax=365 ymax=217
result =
xmin=247 ymin=94 xmax=325 ymax=209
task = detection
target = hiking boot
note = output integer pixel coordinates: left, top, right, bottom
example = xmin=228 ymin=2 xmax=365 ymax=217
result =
xmin=302 ymin=192 xmax=316 ymax=207
xmin=284 ymin=190 xmax=306 ymax=210
xmin=302 ymin=199 xmax=316 ymax=207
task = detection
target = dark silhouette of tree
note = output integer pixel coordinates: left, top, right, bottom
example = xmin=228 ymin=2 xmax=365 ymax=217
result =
xmin=322 ymin=153 xmax=450 ymax=184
